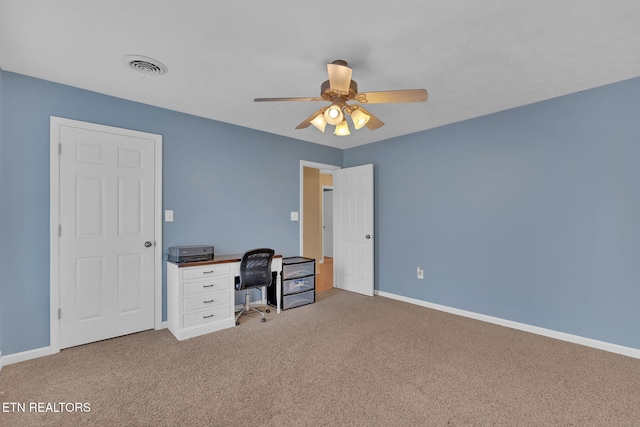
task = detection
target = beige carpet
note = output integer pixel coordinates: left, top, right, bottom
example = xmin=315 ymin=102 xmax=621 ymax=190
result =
xmin=2 ymin=289 xmax=640 ymax=426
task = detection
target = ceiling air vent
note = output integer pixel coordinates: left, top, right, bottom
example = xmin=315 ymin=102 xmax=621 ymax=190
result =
xmin=124 ymin=55 xmax=167 ymax=76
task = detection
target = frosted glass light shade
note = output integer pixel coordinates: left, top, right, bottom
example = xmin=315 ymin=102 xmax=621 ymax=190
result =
xmin=310 ymin=113 xmax=327 ymax=132
xmin=350 ymin=108 xmax=370 ymax=129
xmin=334 ymin=119 xmax=350 ymax=136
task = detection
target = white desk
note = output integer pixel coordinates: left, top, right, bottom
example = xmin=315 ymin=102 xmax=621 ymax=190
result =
xmin=167 ymin=254 xmax=282 ymax=340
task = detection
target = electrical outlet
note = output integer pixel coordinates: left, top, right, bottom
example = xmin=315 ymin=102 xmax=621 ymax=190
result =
xmin=417 ymin=267 xmax=424 ymax=279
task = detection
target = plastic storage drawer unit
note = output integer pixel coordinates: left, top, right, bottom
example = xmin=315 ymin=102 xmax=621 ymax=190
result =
xmin=268 ymin=256 xmax=315 ymax=309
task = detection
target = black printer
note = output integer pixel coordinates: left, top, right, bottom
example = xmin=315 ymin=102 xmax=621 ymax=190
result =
xmin=168 ymin=245 xmax=214 ymax=263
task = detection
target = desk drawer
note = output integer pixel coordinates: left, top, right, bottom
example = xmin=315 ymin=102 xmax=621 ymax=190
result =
xmin=283 ymin=276 xmax=315 ymax=295
xmin=183 ymin=291 xmax=231 ymax=312
xmin=183 ymin=305 xmax=231 ymax=328
xmin=182 ymin=264 xmax=230 ymax=281
xmin=183 ymin=277 xmax=229 ymax=296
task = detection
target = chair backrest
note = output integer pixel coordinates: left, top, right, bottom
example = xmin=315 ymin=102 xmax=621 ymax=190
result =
xmin=236 ymin=248 xmax=275 ymax=291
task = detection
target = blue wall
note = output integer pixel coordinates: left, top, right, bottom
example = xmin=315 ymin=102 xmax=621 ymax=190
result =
xmin=0 ymin=70 xmax=342 ymax=356
xmin=2 ymin=68 xmax=639 ymax=357
xmin=344 ymin=77 xmax=640 ymax=349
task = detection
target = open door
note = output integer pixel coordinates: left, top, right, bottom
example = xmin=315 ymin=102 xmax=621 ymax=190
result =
xmin=334 ymin=164 xmax=374 ymax=296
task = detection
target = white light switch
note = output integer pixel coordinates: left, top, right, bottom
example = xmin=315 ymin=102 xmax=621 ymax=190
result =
xmin=165 ymin=210 xmax=174 ymax=222
xmin=290 ymin=211 xmax=299 ymax=221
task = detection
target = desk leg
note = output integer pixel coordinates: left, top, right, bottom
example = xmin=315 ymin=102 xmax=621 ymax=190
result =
xmin=276 ymin=271 xmax=282 ymax=314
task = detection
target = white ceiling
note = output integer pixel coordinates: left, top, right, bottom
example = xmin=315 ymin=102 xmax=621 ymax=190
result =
xmin=1 ymin=1 xmax=639 ymax=150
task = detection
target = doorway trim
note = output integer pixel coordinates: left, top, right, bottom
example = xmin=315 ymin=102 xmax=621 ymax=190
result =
xmin=299 ymin=160 xmax=340 ymax=258
xmin=49 ymin=116 xmax=163 ymax=354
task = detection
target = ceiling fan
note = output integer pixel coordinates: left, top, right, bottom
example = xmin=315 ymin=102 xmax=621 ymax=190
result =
xmin=254 ymin=60 xmax=428 ymax=136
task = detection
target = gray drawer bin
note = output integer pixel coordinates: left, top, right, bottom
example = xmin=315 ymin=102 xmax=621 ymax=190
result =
xmin=282 ymin=257 xmax=315 ymax=280
xmin=282 ymin=289 xmax=315 ymax=310
xmin=283 ymin=276 xmax=315 ymax=296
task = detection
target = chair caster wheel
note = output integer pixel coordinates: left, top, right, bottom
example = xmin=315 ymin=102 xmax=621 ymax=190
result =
xmin=261 ymin=318 xmax=266 ymax=323
xmin=236 ymin=321 xmax=239 ymax=326
xmin=266 ymin=309 xmax=271 ymax=313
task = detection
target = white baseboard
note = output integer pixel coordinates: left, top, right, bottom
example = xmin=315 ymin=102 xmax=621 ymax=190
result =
xmin=2 ymin=324 xmax=171 ymax=369
xmin=1 ymin=346 xmax=52 ymax=367
xmin=2 ymin=324 xmax=169 ymax=368
xmin=5 ymin=294 xmax=637 ymax=366
xmin=376 ymin=290 xmax=640 ymax=360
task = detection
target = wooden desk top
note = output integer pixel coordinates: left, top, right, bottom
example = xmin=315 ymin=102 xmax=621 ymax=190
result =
xmin=169 ymin=253 xmax=282 ymax=268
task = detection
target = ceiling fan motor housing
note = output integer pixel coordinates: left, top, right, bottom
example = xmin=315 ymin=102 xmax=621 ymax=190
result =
xmin=320 ymin=80 xmax=358 ymax=102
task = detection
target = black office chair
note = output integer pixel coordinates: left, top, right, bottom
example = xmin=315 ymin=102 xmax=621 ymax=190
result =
xmin=235 ymin=248 xmax=274 ymax=325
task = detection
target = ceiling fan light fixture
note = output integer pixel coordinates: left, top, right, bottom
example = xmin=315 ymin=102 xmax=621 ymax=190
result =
xmin=324 ymin=104 xmax=343 ymax=125
xmin=254 ymin=59 xmax=428 ymax=134
xmin=334 ymin=119 xmax=350 ymax=136
xmin=310 ymin=113 xmax=327 ymax=132
xmin=350 ymin=108 xmax=370 ymax=130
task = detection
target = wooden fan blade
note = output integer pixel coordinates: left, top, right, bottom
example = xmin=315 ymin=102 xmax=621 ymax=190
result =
xmin=327 ymin=61 xmax=352 ymax=94
xmin=357 ymin=106 xmax=385 ymax=130
xmin=254 ymin=97 xmax=324 ymax=102
xmin=356 ymin=89 xmax=428 ymax=104
xmin=295 ymin=107 xmax=327 ymax=129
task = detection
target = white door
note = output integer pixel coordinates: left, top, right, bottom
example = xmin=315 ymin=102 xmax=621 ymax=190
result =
xmin=57 ymin=123 xmax=156 ymax=349
xmin=334 ymin=164 xmax=374 ymax=296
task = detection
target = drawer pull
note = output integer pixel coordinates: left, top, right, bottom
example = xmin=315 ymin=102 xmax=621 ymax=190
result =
xmin=203 ymin=270 xmax=214 ymax=274
xmin=203 ymin=299 xmax=214 ymax=304
xmin=203 ymin=284 xmax=214 ymax=288
xmin=203 ymin=314 xmax=215 ymax=319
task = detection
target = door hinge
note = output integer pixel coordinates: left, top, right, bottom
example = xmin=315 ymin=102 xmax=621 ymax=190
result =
xmin=58 ymin=308 xmax=62 ymax=319
xmin=58 ymin=143 xmax=62 ymax=155
xmin=58 ymin=224 xmax=62 ymax=237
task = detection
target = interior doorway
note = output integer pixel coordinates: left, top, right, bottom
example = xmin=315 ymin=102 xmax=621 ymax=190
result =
xmin=299 ymin=161 xmax=340 ymax=292
xmin=299 ymin=161 xmax=375 ymax=297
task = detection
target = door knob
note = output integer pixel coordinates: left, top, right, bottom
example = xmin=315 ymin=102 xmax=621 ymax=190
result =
xmin=145 ymin=241 xmax=153 ymax=247
xmin=365 ymin=234 xmax=371 ymax=239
